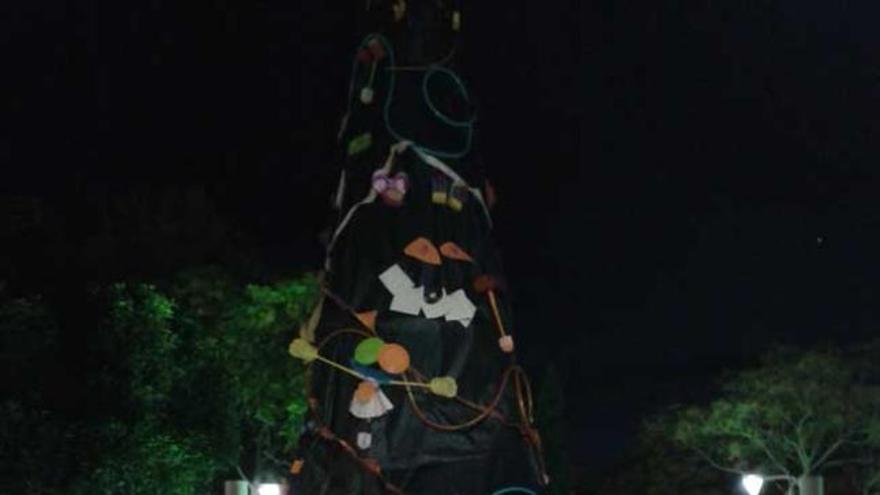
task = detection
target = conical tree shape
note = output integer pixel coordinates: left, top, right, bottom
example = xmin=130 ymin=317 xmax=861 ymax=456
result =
xmin=288 ymin=2 xmax=547 ymax=494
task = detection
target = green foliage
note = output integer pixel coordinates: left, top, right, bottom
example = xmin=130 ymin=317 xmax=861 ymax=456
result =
xmin=101 ymin=283 xmax=181 ymax=412
xmin=172 ymin=270 xmax=318 ymax=464
xmin=0 ymin=269 xmax=316 ymax=493
xmin=70 ymin=420 xmax=218 ymax=495
xmin=664 ymin=347 xmax=880 ymax=478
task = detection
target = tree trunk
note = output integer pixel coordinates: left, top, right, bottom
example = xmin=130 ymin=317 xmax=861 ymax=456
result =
xmin=798 ymin=475 xmax=824 ymax=495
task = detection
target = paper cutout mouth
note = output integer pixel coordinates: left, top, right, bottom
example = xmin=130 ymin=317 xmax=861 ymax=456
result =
xmin=379 ymin=264 xmax=476 ymax=327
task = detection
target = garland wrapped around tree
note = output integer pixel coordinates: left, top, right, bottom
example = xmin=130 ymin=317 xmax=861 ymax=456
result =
xmin=287 ymin=2 xmax=548 ymax=494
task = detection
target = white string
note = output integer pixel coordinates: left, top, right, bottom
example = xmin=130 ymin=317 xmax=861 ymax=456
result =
xmin=325 ymin=142 xmax=493 ymax=271
xmin=333 ymin=169 xmax=347 ymax=211
xmin=325 ymin=142 xmax=410 ymax=270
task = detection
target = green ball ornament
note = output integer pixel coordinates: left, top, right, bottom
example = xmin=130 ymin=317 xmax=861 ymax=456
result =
xmin=354 ymin=337 xmax=385 ymax=365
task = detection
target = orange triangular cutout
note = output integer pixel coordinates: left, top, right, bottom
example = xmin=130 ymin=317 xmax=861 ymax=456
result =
xmin=404 ymin=237 xmax=442 ymax=265
xmin=439 ymin=242 xmax=473 ymax=262
xmin=355 ymin=310 xmax=377 ymax=331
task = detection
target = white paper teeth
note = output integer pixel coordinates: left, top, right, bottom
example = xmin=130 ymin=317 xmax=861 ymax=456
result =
xmin=421 ymin=288 xmax=449 ymax=318
xmin=380 ymin=264 xmax=422 ymax=315
xmin=378 ymin=264 xmax=477 ymax=327
xmin=442 ymin=289 xmax=476 ymax=327
xmin=349 ymin=388 xmax=394 ymax=419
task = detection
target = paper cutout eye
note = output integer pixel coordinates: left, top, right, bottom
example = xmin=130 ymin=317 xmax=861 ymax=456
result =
xmin=354 ymin=337 xmax=385 ymax=365
xmin=377 ymin=343 xmax=410 ymax=374
xmin=439 ymin=242 xmax=473 ymax=262
xmin=355 ymin=310 xmax=377 ymax=331
xmin=404 ymin=237 xmax=442 ymax=265
xmin=447 ymin=182 xmax=468 ymax=212
xmin=431 ymin=174 xmax=450 ymax=205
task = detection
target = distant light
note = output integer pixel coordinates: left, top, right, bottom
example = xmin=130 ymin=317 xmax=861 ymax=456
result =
xmin=742 ymin=474 xmax=765 ymax=495
xmin=258 ymin=483 xmax=281 ymax=495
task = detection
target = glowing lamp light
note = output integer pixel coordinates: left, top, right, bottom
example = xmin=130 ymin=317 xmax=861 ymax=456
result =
xmin=257 ymin=483 xmax=281 ymax=495
xmin=742 ymin=474 xmax=765 ymax=495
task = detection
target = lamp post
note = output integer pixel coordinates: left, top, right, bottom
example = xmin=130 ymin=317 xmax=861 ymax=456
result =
xmin=741 ymin=474 xmax=796 ymax=495
xmin=742 ymin=474 xmax=764 ymax=495
xmin=256 ymin=484 xmax=281 ymax=495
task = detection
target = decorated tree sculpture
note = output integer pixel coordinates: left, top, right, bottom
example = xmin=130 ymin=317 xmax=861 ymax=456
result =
xmin=287 ymin=2 xmax=548 ymax=494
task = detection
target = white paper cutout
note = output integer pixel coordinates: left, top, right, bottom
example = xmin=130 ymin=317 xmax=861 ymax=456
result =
xmin=349 ymin=388 xmax=394 ymax=419
xmin=443 ymin=289 xmax=477 ymax=325
xmin=422 ymin=288 xmax=449 ymax=319
xmin=380 ymin=265 xmax=422 ymax=315
xmin=379 ymin=264 xmax=477 ymax=327
xmin=357 ymin=432 xmax=372 ymax=450
xmin=389 ymin=285 xmax=423 ymax=315
xmin=380 ymin=264 xmax=414 ymax=293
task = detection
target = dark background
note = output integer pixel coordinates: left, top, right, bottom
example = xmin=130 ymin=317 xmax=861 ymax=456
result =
xmin=4 ymin=0 xmax=879 ymax=479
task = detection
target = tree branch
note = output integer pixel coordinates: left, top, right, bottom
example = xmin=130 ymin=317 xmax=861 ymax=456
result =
xmin=781 ymin=435 xmax=811 ymax=474
xmin=262 ymin=450 xmax=291 ymax=469
xmin=751 ymin=434 xmax=792 ymax=477
xmin=812 ymin=438 xmax=846 ymax=471
xmin=823 ymin=457 xmax=873 ymax=468
xmin=233 ymin=463 xmax=257 ymax=493
xmin=689 ymin=445 xmax=746 ymax=475
xmin=866 ymin=469 xmax=880 ymax=490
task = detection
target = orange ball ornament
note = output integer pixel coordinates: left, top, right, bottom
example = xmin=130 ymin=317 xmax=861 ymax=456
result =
xmin=377 ymin=343 xmax=411 ymax=374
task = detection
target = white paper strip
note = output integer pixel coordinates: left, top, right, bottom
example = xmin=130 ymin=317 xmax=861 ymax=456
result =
xmin=357 ymin=432 xmax=372 ymax=450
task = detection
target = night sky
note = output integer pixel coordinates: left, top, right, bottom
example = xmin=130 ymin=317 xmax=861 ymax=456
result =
xmin=5 ymin=0 xmax=880 ymax=478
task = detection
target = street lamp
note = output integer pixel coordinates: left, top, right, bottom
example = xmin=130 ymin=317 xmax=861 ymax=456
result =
xmin=742 ymin=474 xmax=765 ymax=495
xmin=257 ymin=483 xmax=281 ymax=495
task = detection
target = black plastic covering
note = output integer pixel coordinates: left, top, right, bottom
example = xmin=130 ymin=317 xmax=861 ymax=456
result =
xmin=290 ymin=2 xmax=546 ymax=494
